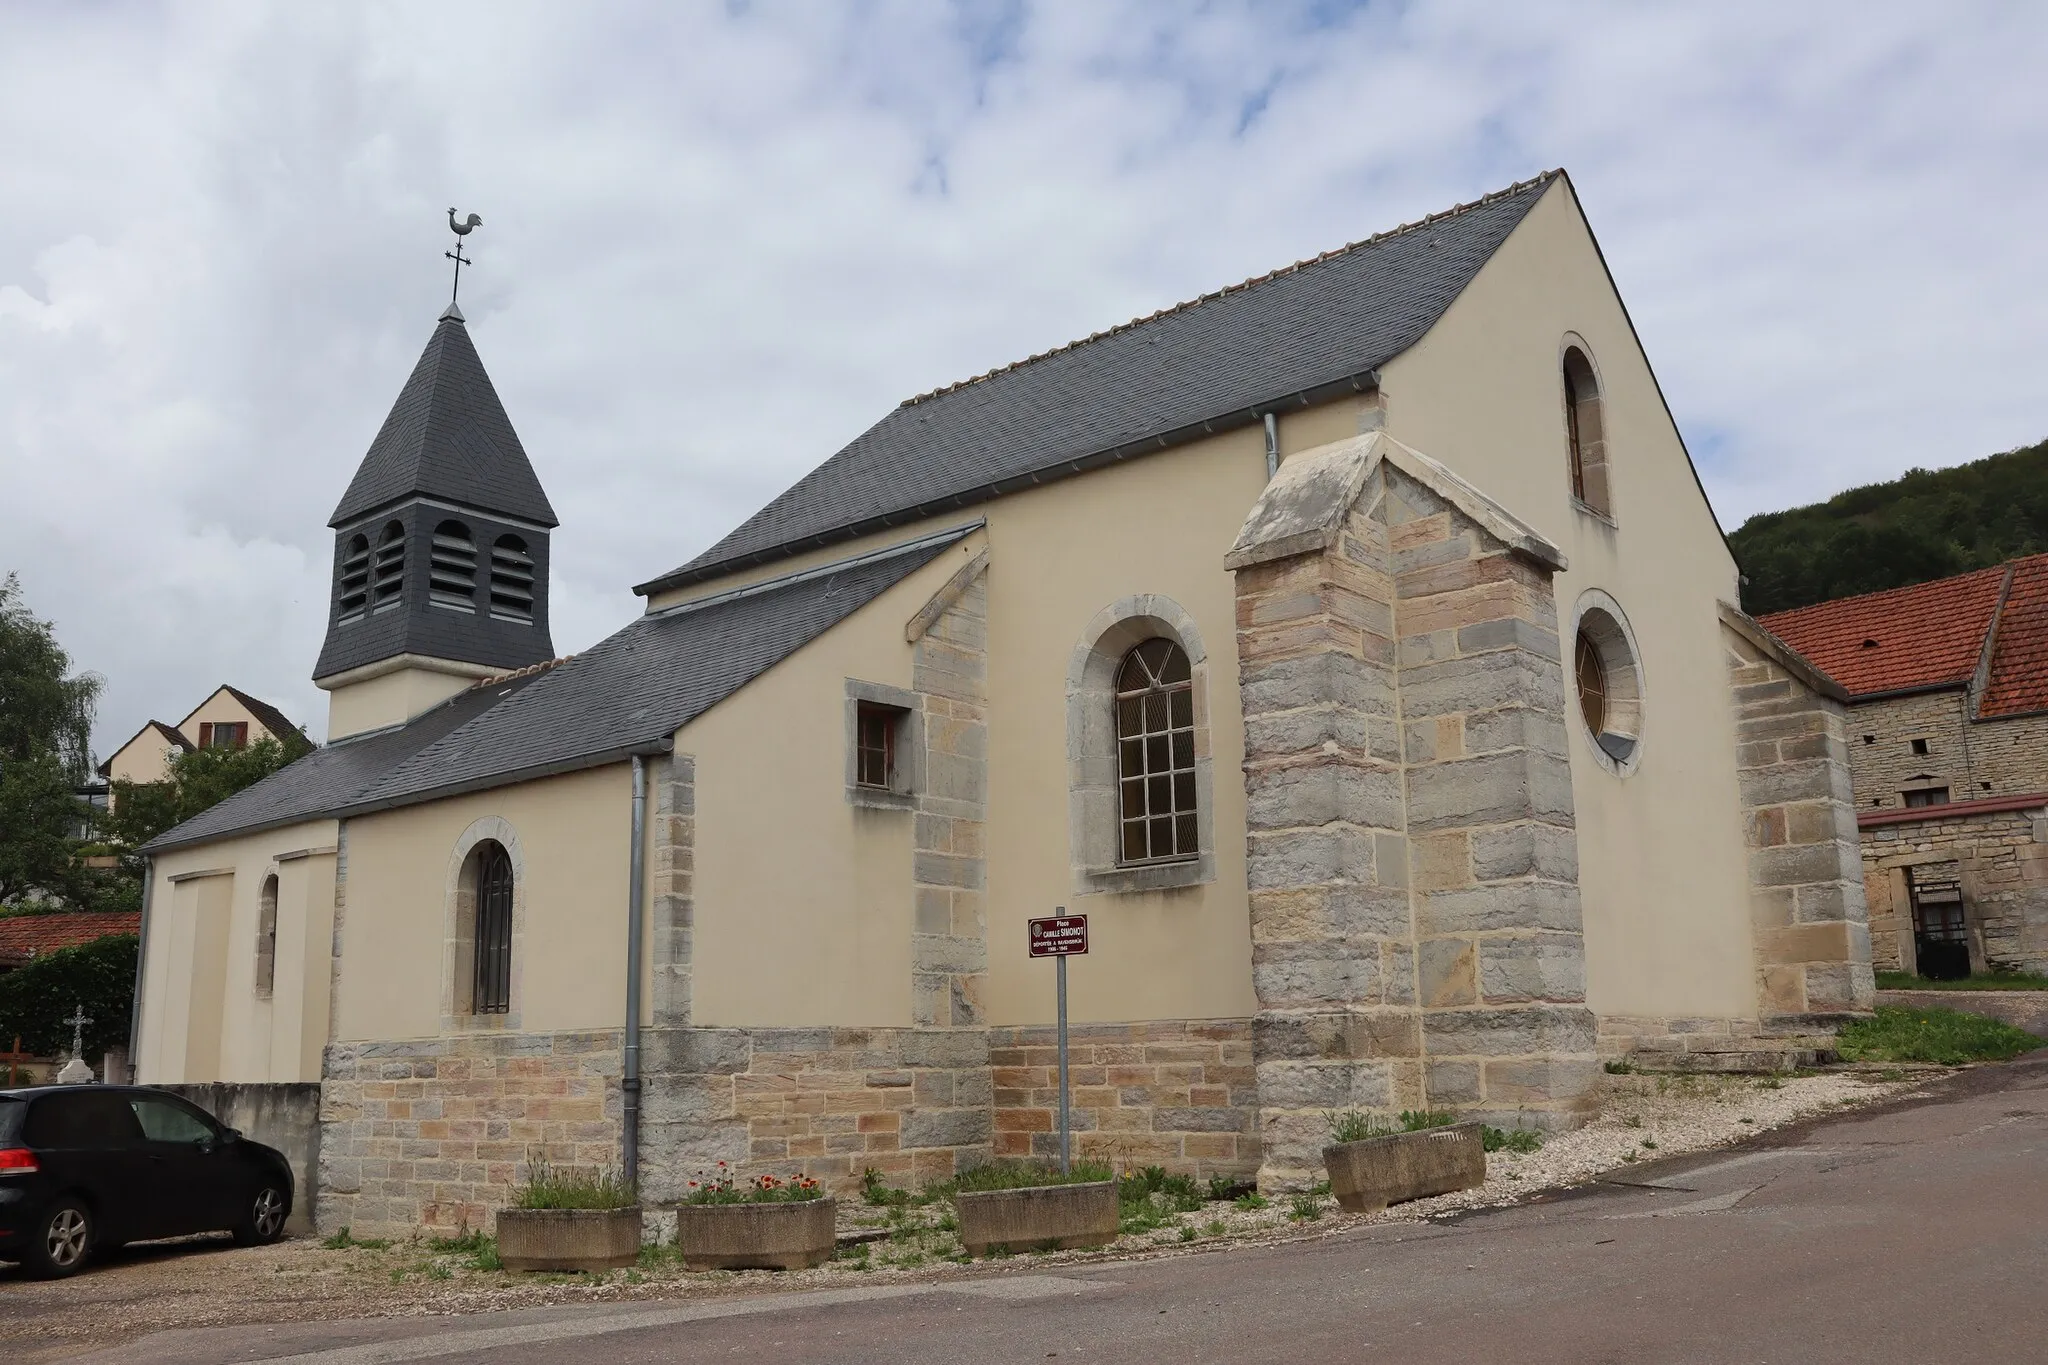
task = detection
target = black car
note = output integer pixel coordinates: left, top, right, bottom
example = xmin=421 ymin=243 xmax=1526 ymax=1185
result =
xmin=0 ymin=1084 xmax=293 ymax=1277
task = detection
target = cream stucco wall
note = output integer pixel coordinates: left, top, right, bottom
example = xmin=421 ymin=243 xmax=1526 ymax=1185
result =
xmin=1377 ymin=177 xmax=1756 ymax=1020
xmin=105 ymin=726 xmax=186 ymax=786
xmin=334 ymin=764 xmax=632 ymax=1041
xmin=138 ymin=819 xmax=338 ymax=1084
xmin=678 ymin=546 xmax=977 ymax=1028
xmin=324 ymin=662 xmax=492 ymax=741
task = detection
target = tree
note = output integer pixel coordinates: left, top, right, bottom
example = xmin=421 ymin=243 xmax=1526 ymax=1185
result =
xmin=105 ymin=734 xmax=308 ymax=852
xmin=0 ymin=574 xmax=103 ymax=911
xmin=0 ymin=933 xmax=138 ymax=1058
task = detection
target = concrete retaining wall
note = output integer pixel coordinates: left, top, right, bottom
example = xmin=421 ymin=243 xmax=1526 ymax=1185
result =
xmin=160 ymin=1081 xmax=323 ymax=1234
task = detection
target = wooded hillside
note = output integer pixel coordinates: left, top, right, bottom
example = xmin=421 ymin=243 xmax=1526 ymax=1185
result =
xmin=1731 ymin=437 xmax=2048 ymax=615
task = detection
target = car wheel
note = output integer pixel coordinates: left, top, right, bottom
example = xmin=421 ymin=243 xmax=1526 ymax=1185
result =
xmin=24 ymin=1198 xmax=93 ymax=1279
xmin=232 ymin=1183 xmax=289 ymax=1246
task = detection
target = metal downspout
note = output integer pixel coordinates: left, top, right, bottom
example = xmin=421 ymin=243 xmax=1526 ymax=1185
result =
xmin=125 ymin=858 xmax=154 ymax=1082
xmin=1263 ymin=412 xmax=1280 ymax=481
xmin=623 ymin=755 xmax=648 ymax=1185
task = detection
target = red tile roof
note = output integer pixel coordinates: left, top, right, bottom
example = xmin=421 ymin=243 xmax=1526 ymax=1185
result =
xmin=1978 ymin=556 xmax=2048 ymax=717
xmin=0 ymin=912 xmax=141 ymax=965
xmin=1759 ymin=565 xmax=2010 ymax=698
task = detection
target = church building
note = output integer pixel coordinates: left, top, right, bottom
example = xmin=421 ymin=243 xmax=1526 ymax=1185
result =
xmin=134 ymin=170 xmax=1876 ymax=1236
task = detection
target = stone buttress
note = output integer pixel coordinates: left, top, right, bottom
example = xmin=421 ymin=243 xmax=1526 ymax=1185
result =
xmin=1226 ymin=432 xmax=1598 ymax=1189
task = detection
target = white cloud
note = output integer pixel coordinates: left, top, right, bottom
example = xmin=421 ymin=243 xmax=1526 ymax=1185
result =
xmin=1 ymin=0 xmax=2043 ymax=755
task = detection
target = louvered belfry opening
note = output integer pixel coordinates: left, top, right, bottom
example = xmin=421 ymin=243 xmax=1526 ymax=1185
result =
xmin=315 ymin=307 xmax=559 ymax=683
xmin=472 ymin=840 xmax=514 ymax=1014
xmin=429 ymin=520 xmax=478 ymax=610
xmin=337 ymin=534 xmax=371 ymax=622
xmin=1116 ymin=637 xmax=1198 ymax=864
xmin=371 ymin=521 xmax=407 ymax=612
xmin=490 ymin=535 xmax=535 ymax=622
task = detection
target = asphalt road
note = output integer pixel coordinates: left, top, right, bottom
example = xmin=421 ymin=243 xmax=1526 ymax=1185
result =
xmin=65 ymin=1057 xmax=2048 ymax=1364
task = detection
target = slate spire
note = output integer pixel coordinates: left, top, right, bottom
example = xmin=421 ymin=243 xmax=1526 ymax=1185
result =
xmin=315 ymin=310 xmax=557 ymax=686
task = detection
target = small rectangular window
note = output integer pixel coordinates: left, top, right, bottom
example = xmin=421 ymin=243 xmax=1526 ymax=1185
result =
xmin=856 ymin=703 xmax=900 ymax=789
xmin=1910 ymin=737 xmax=1929 ymax=755
xmin=1903 ymin=787 xmax=1950 ymax=808
xmin=199 ymin=722 xmax=247 ymax=750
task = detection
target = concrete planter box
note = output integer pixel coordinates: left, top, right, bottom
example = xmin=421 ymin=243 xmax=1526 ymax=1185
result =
xmin=955 ymin=1181 xmax=1119 ymax=1256
xmin=495 ymin=1206 xmax=643 ymax=1272
xmin=675 ymin=1198 xmax=837 ymax=1271
xmin=1324 ymin=1123 xmax=1486 ymax=1213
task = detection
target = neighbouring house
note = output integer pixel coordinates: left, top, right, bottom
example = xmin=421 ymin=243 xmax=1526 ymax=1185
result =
xmin=0 ymin=911 xmax=143 ymax=976
xmin=99 ymin=685 xmax=306 ymax=797
xmin=1762 ymin=558 xmax=2048 ymax=978
xmin=132 ymin=170 xmax=1874 ymax=1237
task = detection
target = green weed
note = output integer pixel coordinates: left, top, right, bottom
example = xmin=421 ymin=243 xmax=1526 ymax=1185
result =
xmin=1836 ymin=1005 xmax=2042 ymax=1065
xmin=1482 ymin=1126 xmax=1542 ymax=1154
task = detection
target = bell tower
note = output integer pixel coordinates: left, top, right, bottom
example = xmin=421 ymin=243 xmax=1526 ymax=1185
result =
xmin=314 ymin=301 xmax=558 ymax=739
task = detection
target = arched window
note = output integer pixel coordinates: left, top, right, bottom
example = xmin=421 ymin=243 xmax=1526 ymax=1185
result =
xmin=254 ymin=874 xmax=279 ymax=998
xmin=471 ymin=841 xmax=514 ymax=1014
xmin=429 ymin=520 xmax=478 ymax=611
xmin=1562 ymin=344 xmax=1610 ymax=516
xmin=490 ymin=535 xmax=535 ymax=623
xmin=1572 ymin=594 xmax=1644 ymax=774
xmin=337 ymin=534 xmax=371 ymax=622
xmin=1115 ymin=638 xmax=1197 ymax=864
xmin=371 ymin=521 xmax=407 ymax=612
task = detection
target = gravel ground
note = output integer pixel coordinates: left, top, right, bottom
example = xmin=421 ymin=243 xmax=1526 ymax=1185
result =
xmin=0 ymin=1067 xmax=1932 ymax=1358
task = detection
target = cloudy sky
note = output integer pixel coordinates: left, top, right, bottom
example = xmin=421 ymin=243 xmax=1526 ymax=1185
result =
xmin=3 ymin=1 xmax=2045 ymax=757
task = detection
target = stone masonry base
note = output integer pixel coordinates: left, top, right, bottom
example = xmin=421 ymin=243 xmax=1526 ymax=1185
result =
xmin=989 ymin=1020 xmax=1259 ymax=1178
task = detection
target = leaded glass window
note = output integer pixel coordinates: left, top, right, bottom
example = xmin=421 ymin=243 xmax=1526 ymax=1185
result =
xmin=1115 ymin=638 xmax=1197 ymax=864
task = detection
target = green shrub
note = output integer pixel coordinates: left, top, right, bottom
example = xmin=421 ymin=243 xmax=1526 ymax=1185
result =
xmin=948 ymin=1160 xmax=1114 ymax=1193
xmin=513 ymin=1158 xmax=638 ymax=1210
xmin=1328 ymin=1109 xmax=1457 ymax=1143
xmin=1836 ymin=1006 xmax=2042 ymax=1065
xmin=1874 ymin=969 xmax=2048 ymax=992
xmin=1482 ymin=1126 xmax=1542 ymax=1154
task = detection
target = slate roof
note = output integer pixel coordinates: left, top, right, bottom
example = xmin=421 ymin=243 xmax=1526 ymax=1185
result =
xmin=636 ymin=172 xmax=1561 ymax=596
xmin=330 ymin=306 xmax=558 ymax=529
xmin=142 ymin=527 xmax=967 ymax=852
xmin=0 ymin=912 xmax=142 ymax=964
xmin=1760 ymin=567 xmax=2009 ymax=698
xmin=140 ymin=673 xmax=544 ymax=852
xmin=1760 ymin=554 xmax=2048 ymax=715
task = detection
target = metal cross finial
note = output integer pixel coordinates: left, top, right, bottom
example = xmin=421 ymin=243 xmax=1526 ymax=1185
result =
xmin=446 ymin=207 xmax=482 ymax=305
xmin=63 ymin=1004 xmax=92 ymax=1061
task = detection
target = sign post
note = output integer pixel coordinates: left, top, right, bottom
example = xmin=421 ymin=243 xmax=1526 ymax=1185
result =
xmin=1028 ymin=911 xmax=1089 ymax=1173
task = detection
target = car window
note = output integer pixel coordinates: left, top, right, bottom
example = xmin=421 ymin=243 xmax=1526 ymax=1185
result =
xmin=0 ymin=1096 xmax=22 ymax=1143
xmin=23 ymin=1092 xmax=145 ymax=1147
xmin=130 ymin=1097 xmax=218 ymax=1145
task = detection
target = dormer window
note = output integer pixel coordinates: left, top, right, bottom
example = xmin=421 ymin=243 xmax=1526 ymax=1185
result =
xmin=430 ymin=520 xmax=478 ymax=612
xmin=490 ymin=535 xmax=535 ymax=622
xmin=372 ymin=521 xmax=407 ymax=612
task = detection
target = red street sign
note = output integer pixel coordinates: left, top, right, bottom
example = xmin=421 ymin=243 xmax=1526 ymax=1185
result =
xmin=1028 ymin=915 xmax=1089 ymax=957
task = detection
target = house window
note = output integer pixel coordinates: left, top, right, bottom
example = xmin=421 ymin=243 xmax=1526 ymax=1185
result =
xmin=254 ymin=874 xmax=278 ymax=998
xmin=1904 ymin=787 xmax=1951 ymax=808
xmin=198 ymin=722 xmax=248 ymax=749
xmin=1562 ymin=344 xmax=1610 ymax=516
xmin=372 ymin=521 xmax=407 ymax=612
xmin=337 ymin=534 xmax=371 ymax=621
xmin=472 ymin=841 xmax=514 ymax=1014
xmin=430 ymin=520 xmax=478 ymax=611
xmin=855 ymin=702 xmax=900 ymax=789
xmin=1116 ymin=638 xmax=1197 ymax=864
xmin=490 ymin=535 xmax=535 ymax=622
xmin=1910 ymin=737 xmax=1930 ymax=756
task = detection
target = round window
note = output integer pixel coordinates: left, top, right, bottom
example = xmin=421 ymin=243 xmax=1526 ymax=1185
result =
xmin=1571 ymin=593 xmax=1643 ymax=775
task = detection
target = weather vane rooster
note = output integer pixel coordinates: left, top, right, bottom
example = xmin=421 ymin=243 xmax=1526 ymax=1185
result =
xmin=446 ymin=208 xmax=482 ymax=306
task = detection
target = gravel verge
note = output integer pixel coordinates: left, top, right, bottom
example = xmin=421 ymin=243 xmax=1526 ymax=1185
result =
xmin=0 ymin=1067 xmax=1935 ymax=1358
